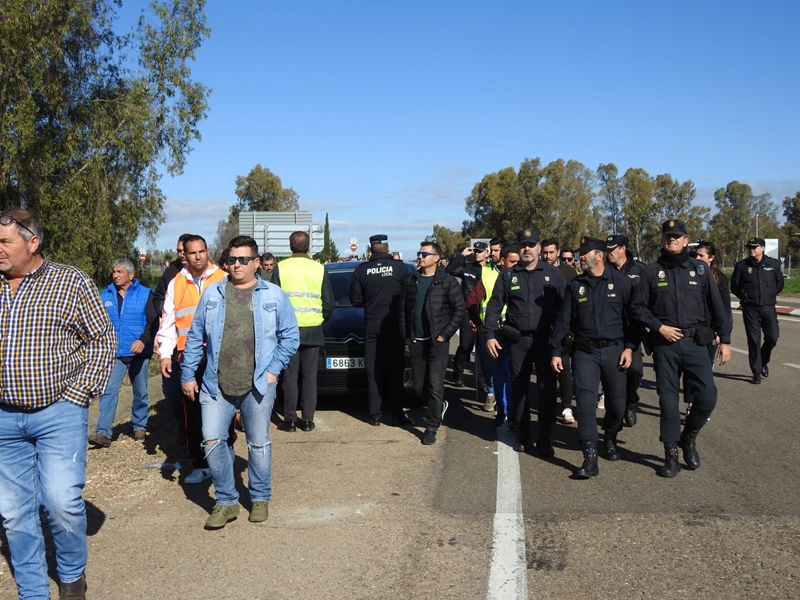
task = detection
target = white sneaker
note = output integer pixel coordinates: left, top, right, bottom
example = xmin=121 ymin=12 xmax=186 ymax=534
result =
xmin=483 ymin=393 xmax=496 ymax=413
xmin=185 ymin=468 xmax=211 ymax=484
xmin=561 ymin=408 xmax=575 ymax=424
xmin=597 ymin=393 xmax=605 ymax=410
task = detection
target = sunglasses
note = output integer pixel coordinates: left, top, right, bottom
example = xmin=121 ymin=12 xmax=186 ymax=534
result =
xmin=561 ymin=257 xmax=574 ymax=262
xmin=0 ymin=215 xmax=36 ymax=238
xmin=417 ymin=252 xmax=439 ymax=258
xmin=225 ymin=255 xmax=258 ymax=265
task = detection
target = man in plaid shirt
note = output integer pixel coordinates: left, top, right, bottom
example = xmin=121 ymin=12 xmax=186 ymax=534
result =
xmin=0 ymin=208 xmax=116 ymax=600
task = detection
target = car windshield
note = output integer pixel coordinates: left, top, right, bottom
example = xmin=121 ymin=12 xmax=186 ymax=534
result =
xmin=328 ymin=268 xmax=356 ymax=307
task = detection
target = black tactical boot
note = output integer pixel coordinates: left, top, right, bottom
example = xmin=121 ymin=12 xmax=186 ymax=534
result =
xmin=575 ymin=441 xmax=599 ymax=479
xmin=659 ymin=443 xmax=681 ymax=478
xmin=679 ymin=429 xmax=700 ymax=470
xmin=603 ymin=431 xmax=620 ymax=461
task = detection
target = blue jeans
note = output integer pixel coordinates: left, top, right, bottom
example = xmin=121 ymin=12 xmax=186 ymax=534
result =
xmin=476 ymin=337 xmax=495 ymax=395
xmin=492 ymin=345 xmax=511 ymax=417
xmin=95 ymin=357 xmax=150 ymax=437
xmin=199 ymin=384 xmax=277 ymax=505
xmin=0 ymin=401 xmax=89 ymax=598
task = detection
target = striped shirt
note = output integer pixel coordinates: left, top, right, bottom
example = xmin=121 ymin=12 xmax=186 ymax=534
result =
xmin=0 ymin=259 xmax=117 ymax=410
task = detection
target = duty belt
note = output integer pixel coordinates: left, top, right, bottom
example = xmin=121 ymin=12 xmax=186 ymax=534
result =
xmin=679 ymin=328 xmax=698 ymax=336
xmin=574 ymin=336 xmax=622 ymax=349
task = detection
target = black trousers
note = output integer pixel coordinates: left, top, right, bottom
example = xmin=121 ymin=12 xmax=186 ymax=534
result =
xmin=626 ymin=347 xmax=643 ymax=406
xmin=558 ymin=350 xmax=574 ymax=409
xmin=282 ymin=345 xmax=320 ymax=422
xmin=409 ymin=339 xmax=449 ymax=431
xmin=652 ymin=338 xmax=717 ymax=443
xmin=365 ymin=331 xmax=405 ymax=419
xmin=742 ymin=304 xmax=779 ymax=375
xmin=508 ymin=335 xmax=557 ymax=443
xmin=572 ymin=343 xmax=627 ymax=442
xmin=452 ymin=311 xmax=482 ymax=384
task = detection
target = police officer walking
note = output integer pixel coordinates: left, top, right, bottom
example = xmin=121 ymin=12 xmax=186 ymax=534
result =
xmin=631 ymin=220 xmax=732 ymax=477
xmin=730 ymin=237 xmax=784 ymax=384
xmin=350 ymin=235 xmax=412 ymax=426
xmin=606 ymin=234 xmax=647 ymax=427
xmin=485 ymin=228 xmax=566 ymax=455
xmin=550 ymin=237 xmax=636 ymax=478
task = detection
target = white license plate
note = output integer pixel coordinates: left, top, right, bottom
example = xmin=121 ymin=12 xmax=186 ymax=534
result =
xmin=326 ymin=357 xmax=365 ymax=369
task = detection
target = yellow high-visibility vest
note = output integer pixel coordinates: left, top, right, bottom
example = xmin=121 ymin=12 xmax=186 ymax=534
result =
xmin=479 ymin=263 xmax=500 ymax=319
xmin=279 ymin=257 xmax=325 ymax=327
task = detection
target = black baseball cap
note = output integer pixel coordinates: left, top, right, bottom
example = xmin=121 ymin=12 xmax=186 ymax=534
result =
xmin=661 ymin=219 xmax=687 ymax=236
xmin=516 ymin=228 xmax=540 ymax=245
xmin=369 ymin=234 xmax=388 ymax=245
xmin=473 ymin=241 xmax=489 ymax=252
xmin=577 ymin=237 xmax=607 ymax=254
xmin=746 ymin=237 xmax=765 ymax=248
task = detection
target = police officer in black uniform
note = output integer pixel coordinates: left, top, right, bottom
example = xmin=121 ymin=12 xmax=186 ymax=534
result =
xmin=550 ymin=237 xmax=636 ymax=479
xmin=606 ymin=234 xmax=646 ymax=427
xmin=631 ymin=220 xmax=732 ymax=477
xmin=350 ymin=235 xmax=412 ymax=426
xmin=485 ymin=228 xmax=566 ymax=454
xmin=446 ymin=240 xmax=489 ymax=388
xmin=730 ymin=236 xmax=784 ymax=384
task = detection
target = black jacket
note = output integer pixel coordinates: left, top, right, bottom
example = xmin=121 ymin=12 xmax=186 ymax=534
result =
xmin=445 ymin=253 xmax=484 ymax=299
xmin=731 ymin=255 xmax=784 ymax=306
xmin=350 ymin=252 xmax=408 ymax=336
xmin=399 ymin=267 xmax=464 ymax=342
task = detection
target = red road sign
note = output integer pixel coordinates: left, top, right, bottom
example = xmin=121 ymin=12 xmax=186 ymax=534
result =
xmin=349 ymin=243 xmax=358 ymax=253
xmin=139 ymin=254 xmax=146 ymax=262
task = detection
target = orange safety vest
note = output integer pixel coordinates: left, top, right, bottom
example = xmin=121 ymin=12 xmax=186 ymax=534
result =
xmin=173 ymin=267 xmax=226 ymax=351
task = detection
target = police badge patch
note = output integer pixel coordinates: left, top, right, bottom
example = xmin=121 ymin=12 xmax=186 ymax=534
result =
xmin=689 ymin=271 xmax=696 ymax=277
xmin=658 ymin=270 xmax=666 ymax=281
xmin=544 ymin=276 xmax=550 ymax=281
xmin=511 ymin=276 xmax=518 ymax=284
xmin=608 ymin=283 xmax=614 ymax=290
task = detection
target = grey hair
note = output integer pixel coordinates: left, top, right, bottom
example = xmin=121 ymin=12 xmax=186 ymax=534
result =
xmin=112 ymin=258 xmax=136 ymax=274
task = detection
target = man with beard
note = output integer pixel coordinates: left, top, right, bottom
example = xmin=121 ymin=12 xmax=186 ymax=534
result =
xmin=550 ymin=237 xmax=636 ymax=479
xmin=484 ymin=229 xmax=565 ymax=454
xmin=631 ymin=220 xmax=731 ymax=477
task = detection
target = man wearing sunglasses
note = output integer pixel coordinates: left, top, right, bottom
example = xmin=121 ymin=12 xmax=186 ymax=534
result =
xmin=158 ymin=234 xmax=233 ymax=484
xmin=271 ymin=231 xmax=335 ymax=432
xmin=400 ymin=241 xmax=465 ymax=445
xmin=181 ymin=236 xmax=299 ymax=529
xmin=0 ymin=208 xmax=116 ymax=599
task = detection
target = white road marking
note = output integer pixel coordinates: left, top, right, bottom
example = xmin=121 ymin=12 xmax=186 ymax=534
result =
xmin=782 ymin=363 xmax=800 ymax=370
xmin=487 ymin=427 xmax=528 ymax=600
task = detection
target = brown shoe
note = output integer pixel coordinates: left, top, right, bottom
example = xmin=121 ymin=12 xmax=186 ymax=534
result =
xmin=133 ymin=430 xmax=146 ymax=442
xmin=59 ymin=572 xmax=86 ymax=599
xmin=88 ymin=433 xmax=111 ymax=448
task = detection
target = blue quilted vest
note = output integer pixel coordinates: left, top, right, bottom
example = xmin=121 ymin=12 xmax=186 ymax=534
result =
xmin=102 ymin=279 xmax=153 ymax=358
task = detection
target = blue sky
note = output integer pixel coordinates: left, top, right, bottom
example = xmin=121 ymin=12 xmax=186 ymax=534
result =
xmin=133 ymin=1 xmax=800 ymax=258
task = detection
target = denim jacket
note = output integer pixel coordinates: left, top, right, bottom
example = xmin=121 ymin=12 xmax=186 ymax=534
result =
xmin=180 ymin=276 xmax=300 ymax=396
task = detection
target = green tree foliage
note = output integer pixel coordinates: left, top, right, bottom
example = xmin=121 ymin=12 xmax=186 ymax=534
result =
xmin=0 ymin=0 xmax=210 ymax=280
xmin=232 ymin=164 xmax=300 ymax=217
xmin=620 ymin=168 xmax=657 ymax=261
xmin=597 ymin=163 xmax=624 ymax=235
xmin=710 ymin=181 xmax=779 ymax=263
xmin=314 ymin=212 xmax=339 ymax=262
xmin=653 ymin=174 xmax=710 ymax=246
xmin=464 ymin=157 xmax=597 ymax=248
xmin=430 ymin=224 xmax=466 ymax=260
xmin=782 ymin=191 xmax=800 ymax=267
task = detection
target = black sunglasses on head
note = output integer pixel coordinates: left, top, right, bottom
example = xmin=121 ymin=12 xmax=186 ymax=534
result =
xmin=0 ymin=215 xmax=36 ymax=238
xmin=225 ymin=255 xmax=258 ymax=265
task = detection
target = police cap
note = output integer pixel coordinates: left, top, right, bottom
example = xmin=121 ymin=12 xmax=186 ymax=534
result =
xmin=606 ymin=234 xmax=629 ymax=250
xmin=516 ymin=228 xmax=540 ymax=245
xmin=577 ymin=236 xmax=607 ymax=254
xmin=661 ymin=219 xmax=687 ymax=236
xmin=369 ymin=234 xmax=388 ymax=245
xmin=746 ymin=237 xmax=765 ymax=248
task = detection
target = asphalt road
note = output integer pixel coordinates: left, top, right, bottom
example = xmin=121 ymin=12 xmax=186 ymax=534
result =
xmin=1 ymin=314 xmax=798 ymax=599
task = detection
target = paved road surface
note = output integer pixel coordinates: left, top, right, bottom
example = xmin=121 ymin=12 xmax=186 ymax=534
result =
xmin=0 ymin=313 xmax=798 ymax=599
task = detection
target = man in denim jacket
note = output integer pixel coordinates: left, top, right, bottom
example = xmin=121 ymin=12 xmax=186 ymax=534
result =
xmin=181 ymin=236 xmax=299 ymax=529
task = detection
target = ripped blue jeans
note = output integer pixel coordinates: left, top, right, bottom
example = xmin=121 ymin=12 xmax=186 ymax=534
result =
xmin=199 ymin=383 xmax=277 ymax=505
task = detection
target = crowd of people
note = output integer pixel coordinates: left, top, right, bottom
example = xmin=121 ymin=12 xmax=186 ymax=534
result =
xmin=0 ymin=206 xmax=785 ymax=599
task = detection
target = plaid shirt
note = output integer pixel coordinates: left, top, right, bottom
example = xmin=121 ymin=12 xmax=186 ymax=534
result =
xmin=0 ymin=259 xmax=117 ymax=410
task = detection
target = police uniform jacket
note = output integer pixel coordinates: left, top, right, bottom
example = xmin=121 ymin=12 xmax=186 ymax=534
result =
xmin=549 ymin=266 xmax=636 ymax=356
xmin=620 ymin=255 xmax=646 ymax=286
xmin=350 ymin=252 xmax=409 ymax=336
xmin=399 ymin=267 xmax=464 ymax=342
xmin=631 ymin=254 xmax=732 ymax=345
xmin=483 ymin=261 xmax=566 ymax=341
xmin=445 ymin=253 xmax=484 ymax=299
xmin=730 ymin=255 xmax=784 ymax=307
